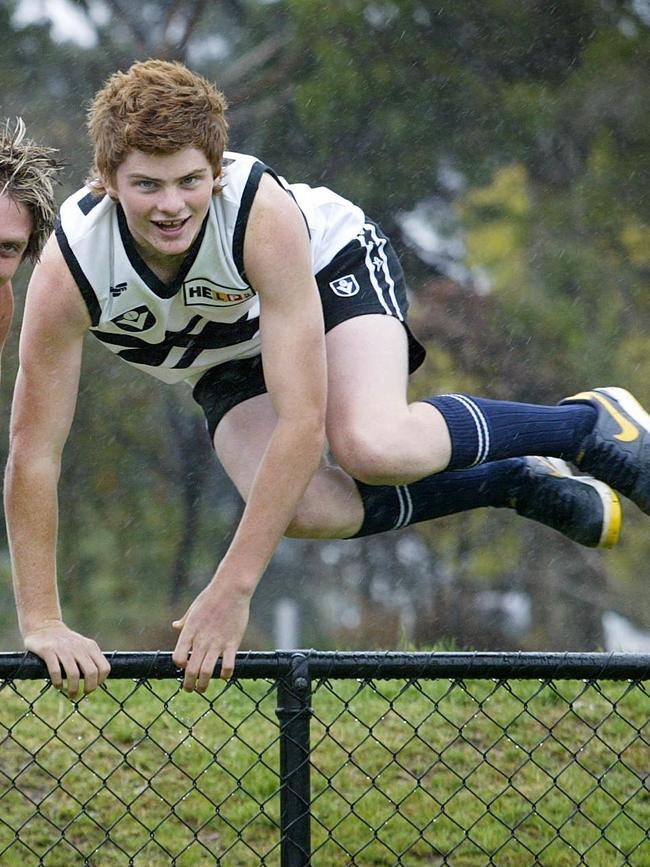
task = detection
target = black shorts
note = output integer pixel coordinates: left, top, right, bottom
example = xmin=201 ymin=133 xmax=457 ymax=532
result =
xmin=193 ymin=221 xmax=426 ymax=440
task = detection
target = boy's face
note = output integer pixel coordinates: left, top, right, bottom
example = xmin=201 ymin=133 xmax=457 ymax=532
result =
xmin=0 ymin=193 xmax=32 ymax=288
xmin=106 ymin=147 xmax=215 ymax=266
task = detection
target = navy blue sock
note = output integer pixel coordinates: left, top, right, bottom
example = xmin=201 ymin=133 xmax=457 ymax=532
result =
xmin=352 ymin=458 xmax=525 ymax=537
xmin=424 ymin=394 xmax=597 ymax=470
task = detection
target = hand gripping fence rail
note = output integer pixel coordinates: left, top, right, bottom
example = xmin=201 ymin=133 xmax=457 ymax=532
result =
xmin=1 ymin=650 xmax=650 ymax=865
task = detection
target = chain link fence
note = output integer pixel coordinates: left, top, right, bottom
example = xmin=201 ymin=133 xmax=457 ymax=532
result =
xmin=1 ymin=651 xmax=649 ymax=865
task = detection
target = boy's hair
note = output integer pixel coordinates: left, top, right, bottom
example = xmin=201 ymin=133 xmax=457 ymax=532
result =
xmin=87 ymin=59 xmax=229 ymax=193
xmin=0 ymin=118 xmax=60 ymax=261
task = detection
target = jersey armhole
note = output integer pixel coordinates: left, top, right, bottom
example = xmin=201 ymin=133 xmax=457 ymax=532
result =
xmin=232 ymin=162 xmax=310 ymax=280
xmin=55 ymin=221 xmax=101 ymax=326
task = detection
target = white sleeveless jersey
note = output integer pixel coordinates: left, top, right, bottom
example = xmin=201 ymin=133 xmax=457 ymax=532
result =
xmin=55 ymin=151 xmax=365 ymax=386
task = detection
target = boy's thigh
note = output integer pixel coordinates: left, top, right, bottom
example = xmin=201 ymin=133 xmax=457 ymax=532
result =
xmin=212 ymin=392 xmax=279 ymax=499
xmin=325 ymin=314 xmax=415 ymax=429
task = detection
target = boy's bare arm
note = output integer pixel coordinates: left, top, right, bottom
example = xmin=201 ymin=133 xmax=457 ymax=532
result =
xmin=172 ymin=174 xmax=327 ymax=690
xmin=5 ymin=236 xmax=111 ymax=697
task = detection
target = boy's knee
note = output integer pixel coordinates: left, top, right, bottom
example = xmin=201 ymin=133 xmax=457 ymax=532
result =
xmin=331 ymin=428 xmax=400 ymax=485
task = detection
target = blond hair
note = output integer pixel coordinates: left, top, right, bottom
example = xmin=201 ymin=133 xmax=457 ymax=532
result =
xmin=0 ymin=118 xmax=60 ymax=261
xmin=87 ymin=59 xmax=229 ymax=194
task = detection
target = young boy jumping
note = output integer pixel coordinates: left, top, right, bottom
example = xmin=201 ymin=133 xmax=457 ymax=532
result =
xmin=6 ymin=60 xmax=650 ymax=697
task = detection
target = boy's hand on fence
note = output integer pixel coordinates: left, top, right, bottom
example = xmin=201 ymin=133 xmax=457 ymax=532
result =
xmin=171 ymin=581 xmax=252 ymax=691
xmin=23 ymin=621 xmax=111 ymax=699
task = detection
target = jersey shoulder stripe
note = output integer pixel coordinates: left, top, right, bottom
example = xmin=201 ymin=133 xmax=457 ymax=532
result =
xmin=78 ymin=190 xmax=104 ymax=216
xmin=55 ymin=219 xmax=101 ymax=325
xmin=232 ymin=159 xmax=268 ymax=278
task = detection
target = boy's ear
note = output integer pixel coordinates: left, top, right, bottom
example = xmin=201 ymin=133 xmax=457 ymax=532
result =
xmin=103 ymin=175 xmax=118 ymax=200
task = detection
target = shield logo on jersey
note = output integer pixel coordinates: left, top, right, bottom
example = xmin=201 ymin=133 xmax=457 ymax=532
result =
xmin=111 ymin=306 xmax=156 ymax=332
xmin=329 ymin=274 xmax=360 ymax=297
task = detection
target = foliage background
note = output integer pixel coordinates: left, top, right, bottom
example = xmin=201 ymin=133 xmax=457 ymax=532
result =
xmin=1 ymin=0 xmax=649 ymax=653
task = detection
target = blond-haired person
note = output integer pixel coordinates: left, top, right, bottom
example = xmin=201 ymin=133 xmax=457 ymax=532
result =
xmin=7 ymin=60 xmax=650 ymax=697
xmin=0 ymin=118 xmax=59 ymax=378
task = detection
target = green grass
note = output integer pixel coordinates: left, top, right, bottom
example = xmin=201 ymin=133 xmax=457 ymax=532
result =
xmin=0 ymin=676 xmax=649 ymax=865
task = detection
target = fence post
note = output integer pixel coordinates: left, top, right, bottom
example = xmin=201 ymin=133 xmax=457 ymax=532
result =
xmin=276 ymin=651 xmax=312 ymax=867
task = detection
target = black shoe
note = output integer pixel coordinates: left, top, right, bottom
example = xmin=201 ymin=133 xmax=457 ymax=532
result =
xmin=512 ymin=456 xmax=620 ymax=548
xmin=560 ymin=387 xmax=650 ymax=514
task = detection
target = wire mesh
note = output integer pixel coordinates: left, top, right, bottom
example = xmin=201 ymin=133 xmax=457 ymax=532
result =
xmin=0 ymin=651 xmax=648 ymax=866
xmin=0 ymin=677 xmax=280 ymax=865
xmin=308 ymin=676 xmax=650 ymax=865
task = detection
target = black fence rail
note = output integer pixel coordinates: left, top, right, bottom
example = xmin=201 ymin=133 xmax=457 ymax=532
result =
xmin=1 ymin=650 xmax=649 ymax=866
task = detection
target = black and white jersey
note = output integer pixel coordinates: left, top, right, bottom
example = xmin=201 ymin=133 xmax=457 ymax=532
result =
xmin=55 ymin=151 xmax=365 ymax=386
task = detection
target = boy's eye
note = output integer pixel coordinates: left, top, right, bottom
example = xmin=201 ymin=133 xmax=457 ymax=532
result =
xmin=0 ymin=243 xmax=21 ymax=256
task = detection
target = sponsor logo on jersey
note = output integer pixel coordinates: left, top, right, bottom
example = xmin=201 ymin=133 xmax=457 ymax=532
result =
xmin=111 ymin=306 xmax=156 ymax=332
xmin=110 ymin=281 xmax=128 ymax=297
xmin=329 ymin=275 xmax=360 ymax=297
xmin=183 ymin=278 xmax=254 ymax=308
